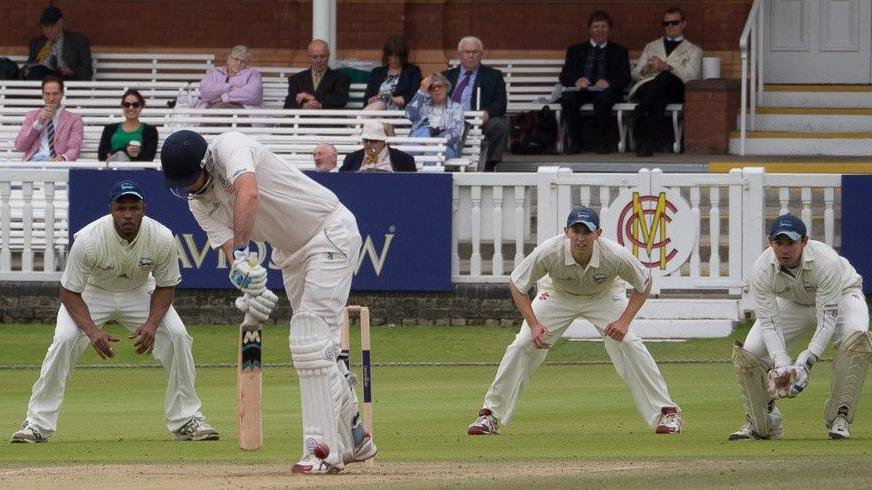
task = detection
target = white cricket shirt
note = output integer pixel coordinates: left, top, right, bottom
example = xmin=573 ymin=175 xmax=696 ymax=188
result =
xmin=189 ymin=132 xmax=340 ymax=255
xmin=61 ymin=215 xmax=181 ymax=293
xmin=751 ymin=239 xmax=863 ymax=317
xmin=511 ymin=234 xmax=649 ymax=297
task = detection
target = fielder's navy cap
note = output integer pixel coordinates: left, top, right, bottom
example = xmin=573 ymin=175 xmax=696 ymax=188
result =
xmin=769 ymin=213 xmax=806 ymax=241
xmin=109 ymin=179 xmax=144 ymax=203
xmin=566 ymin=206 xmax=600 ymax=230
xmin=40 ymin=6 xmax=63 ymax=25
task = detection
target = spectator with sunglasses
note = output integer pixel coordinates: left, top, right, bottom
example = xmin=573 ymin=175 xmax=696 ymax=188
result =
xmin=629 ymin=7 xmax=702 ymax=157
xmin=98 ymin=89 xmax=158 ymax=162
xmin=405 ymin=73 xmax=464 ymax=158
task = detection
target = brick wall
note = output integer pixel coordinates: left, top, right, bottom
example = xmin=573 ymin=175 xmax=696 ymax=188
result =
xmin=684 ymin=79 xmax=742 ymax=154
xmin=2 ymin=0 xmax=751 ymax=72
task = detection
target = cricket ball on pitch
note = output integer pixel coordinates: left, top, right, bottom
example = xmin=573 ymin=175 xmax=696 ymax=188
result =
xmin=313 ymin=441 xmax=330 ymax=459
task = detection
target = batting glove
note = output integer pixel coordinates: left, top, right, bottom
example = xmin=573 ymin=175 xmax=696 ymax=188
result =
xmin=790 ymin=350 xmax=818 ymax=397
xmin=229 ymin=248 xmax=267 ymax=296
xmin=235 ymin=289 xmax=279 ymax=322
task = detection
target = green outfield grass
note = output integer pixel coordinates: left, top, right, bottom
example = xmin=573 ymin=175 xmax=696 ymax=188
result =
xmin=0 ymin=322 xmax=870 ymax=488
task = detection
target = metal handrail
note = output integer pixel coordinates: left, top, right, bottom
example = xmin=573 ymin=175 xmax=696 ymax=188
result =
xmin=739 ymin=0 xmax=764 ymax=155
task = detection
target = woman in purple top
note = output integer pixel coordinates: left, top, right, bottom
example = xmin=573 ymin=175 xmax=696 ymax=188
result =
xmin=194 ymin=45 xmax=263 ymax=109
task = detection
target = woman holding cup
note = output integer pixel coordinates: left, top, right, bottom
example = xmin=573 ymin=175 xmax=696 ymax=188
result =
xmin=98 ymin=89 xmax=158 ymax=162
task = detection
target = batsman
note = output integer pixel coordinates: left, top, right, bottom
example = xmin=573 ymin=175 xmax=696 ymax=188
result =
xmin=160 ymin=130 xmax=376 ymax=474
xmin=730 ymin=213 xmax=872 ymax=441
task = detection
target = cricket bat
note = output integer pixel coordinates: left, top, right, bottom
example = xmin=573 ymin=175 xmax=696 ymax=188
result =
xmin=237 ymin=254 xmax=263 ymax=451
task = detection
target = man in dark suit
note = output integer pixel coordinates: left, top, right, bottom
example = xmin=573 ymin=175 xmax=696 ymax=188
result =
xmin=443 ymin=36 xmax=508 ymax=172
xmin=340 ymin=119 xmax=416 ymax=172
xmin=283 ymin=39 xmax=350 ymax=109
xmin=22 ymin=6 xmax=92 ymax=81
xmin=559 ymin=10 xmax=630 ymax=154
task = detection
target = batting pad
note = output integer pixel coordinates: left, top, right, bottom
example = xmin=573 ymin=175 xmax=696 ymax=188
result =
xmin=732 ymin=343 xmax=776 ymax=435
xmin=825 ymin=331 xmax=872 ymax=425
xmin=290 ymin=311 xmax=353 ymax=466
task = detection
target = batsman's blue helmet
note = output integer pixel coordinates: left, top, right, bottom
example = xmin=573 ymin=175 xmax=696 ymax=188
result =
xmin=160 ymin=130 xmax=209 ymax=187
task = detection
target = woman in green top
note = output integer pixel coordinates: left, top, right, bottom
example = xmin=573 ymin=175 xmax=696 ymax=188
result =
xmin=98 ymin=89 xmax=159 ymax=161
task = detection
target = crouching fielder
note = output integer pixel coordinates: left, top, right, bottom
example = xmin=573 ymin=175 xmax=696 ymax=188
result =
xmin=160 ymin=131 xmax=376 ymax=474
xmin=467 ymin=206 xmax=681 ymax=435
xmin=730 ymin=213 xmax=871 ymax=441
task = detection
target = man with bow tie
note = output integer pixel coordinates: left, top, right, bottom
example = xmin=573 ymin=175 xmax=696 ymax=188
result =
xmin=559 ymin=10 xmax=630 ymax=155
xmin=629 ymin=7 xmax=702 ymax=157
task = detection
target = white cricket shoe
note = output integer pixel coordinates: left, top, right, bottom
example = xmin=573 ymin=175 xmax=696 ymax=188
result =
xmin=10 ymin=420 xmax=48 ymax=443
xmin=174 ymin=414 xmax=219 ymax=441
xmin=292 ymin=454 xmax=342 ymax=475
xmin=467 ymin=408 xmax=499 ymax=435
xmin=728 ymin=409 xmax=783 ymax=440
xmin=828 ymin=415 xmax=850 ymax=440
xmin=655 ymin=407 xmax=681 ymax=434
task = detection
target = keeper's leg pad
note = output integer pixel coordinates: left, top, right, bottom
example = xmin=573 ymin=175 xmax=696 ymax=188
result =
xmin=290 ymin=311 xmax=353 ymax=467
xmin=732 ymin=342 xmax=775 ymax=435
xmin=825 ymin=331 xmax=872 ymax=426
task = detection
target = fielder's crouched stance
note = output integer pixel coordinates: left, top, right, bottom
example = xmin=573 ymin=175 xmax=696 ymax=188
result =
xmin=730 ymin=214 xmax=872 ymax=441
xmin=467 ymin=206 xmax=682 ymax=436
xmin=11 ymin=180 xmax=218 ymax=444
xmin=160 ymin=131 xmax=376 ymax=474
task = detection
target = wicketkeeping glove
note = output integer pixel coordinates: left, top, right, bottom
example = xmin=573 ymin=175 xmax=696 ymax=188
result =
xmin=235 ymin=289 xmax=279 ymax=322
xmin=229 ymin=249 xmax=267 ymax=296
xmin=790 ymin=349 xmax=818 ymax=397
xmin=767 ymin=366 xmax=795 ymax=399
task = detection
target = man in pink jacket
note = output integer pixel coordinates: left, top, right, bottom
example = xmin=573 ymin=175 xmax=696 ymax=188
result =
xmin=14 ymin=75 xmax=83 ymax=162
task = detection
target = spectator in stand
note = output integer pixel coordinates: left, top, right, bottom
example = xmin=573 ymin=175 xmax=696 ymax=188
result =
xmin=340 ymin=119 xmax=416 ymax=172
xmin=363 ymin=35 xmax=422 ymax=111
xmin=194 ymin=45 xmax=263 ymax=109
xmin=14 ymin=75 xmax=83 ymax=162
xmin=630 ymin=7 xmax=702 ymax=157
xmin=98 ymin=89 xmax=159 ymax=162
xmin=443 ymin=36 xmax=508 ymax=171
xmin=313 ymin=143 xmax=338 ymax=172
xmin=22 ymin=6 xmax=92 ymax=81
xmin=406 ymin=73 xmax=464 ymax=159
xmin=559 ymin=10 xmax=630 ymax=154
xmin=283 ymin=40 xmax=350 ymax=109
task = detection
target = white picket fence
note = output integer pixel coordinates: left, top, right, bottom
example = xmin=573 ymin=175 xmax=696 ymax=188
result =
xmin=0 ymin=166 xmax=842 ymax=319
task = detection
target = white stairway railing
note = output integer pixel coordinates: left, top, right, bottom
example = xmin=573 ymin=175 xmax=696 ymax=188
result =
xmin=739 ymin=0 xmax=765 ymax=155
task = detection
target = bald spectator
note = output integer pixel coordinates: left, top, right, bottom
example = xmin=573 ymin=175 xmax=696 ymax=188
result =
xmin=284 ymin=40 xmax=350 ymax=109
xmin=313 ymin=143 xmax=338 ymax=172
xmin=22 ymin=6 xmax=92 ymax=81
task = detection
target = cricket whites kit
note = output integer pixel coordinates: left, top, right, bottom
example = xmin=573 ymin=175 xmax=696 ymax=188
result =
xmin=17 ymin=213 xmax=208 ymax=440
xmin=479 ymin=234 xmax=680 ymax=431
xmin=181 ymin=132 xmax=371 ymax=471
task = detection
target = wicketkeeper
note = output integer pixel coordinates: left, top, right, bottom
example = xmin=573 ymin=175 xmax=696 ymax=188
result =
xmin=466 ymin=206 xmax=682 ymax=436
xmin=730 ymin=213 xmax=871 ymax=440
xmin=159 ymin=130 xmax=376 ymax=474
xmin=11 ymin=180 xmax=218 ymax=443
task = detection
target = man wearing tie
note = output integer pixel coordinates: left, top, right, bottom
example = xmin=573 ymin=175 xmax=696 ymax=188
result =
xmin=443 ymin=36 xmax=508 ymax=171
xmin=22 ymin=6 xmax=92 ymax=81
xmin=283 ymin=39 xmax=350 ymax=109
xmin=559 ymin=10 xmax=630 ymax=154
xmin=14 ymin=75 xmax=83 ymax=162
xmin=629 ymin=8 xmax=702 ymax=157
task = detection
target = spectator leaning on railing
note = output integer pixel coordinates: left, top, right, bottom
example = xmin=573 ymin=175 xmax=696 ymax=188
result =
xmin=14 ymin=75 xmax=83 ymax=162
xmin=194 ymin=45 xmax=263 ymax=109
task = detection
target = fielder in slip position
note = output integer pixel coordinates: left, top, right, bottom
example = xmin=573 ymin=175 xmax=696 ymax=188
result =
xmin=467 ymin=206 xmax=682 ymax=436
xmin=160 ymin=130 xmax=376 ymax=474
xmin=730 ymin=213 xmax=872 ymax=441
xmin=11 ymin=180 xmax=218 ymax=443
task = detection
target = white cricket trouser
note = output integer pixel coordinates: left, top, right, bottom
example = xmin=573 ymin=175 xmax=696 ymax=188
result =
xmin=276 ymin=206 xmax=362 ymax=457
xmin=742 ymin=288 xmax=869 ymax=361
xmin=483 ymin=287 xmax=679 ymax=429
xmin=24 ymin=283 xmax=203 ymax=435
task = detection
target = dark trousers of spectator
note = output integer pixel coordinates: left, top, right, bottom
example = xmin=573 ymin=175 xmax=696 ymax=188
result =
xmin=483 ymin=116 xmax=508 ymax=171
xmin=23 ymin=65 xmax=59 ymax=81
xmin=632 ymin=71 xmax=684 ymax=154
xmin=560 ymin=88 xmax=620 ymax=153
